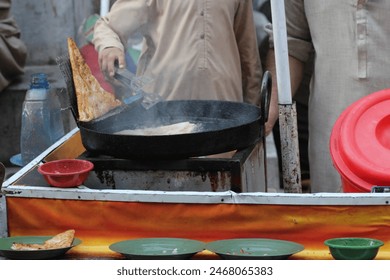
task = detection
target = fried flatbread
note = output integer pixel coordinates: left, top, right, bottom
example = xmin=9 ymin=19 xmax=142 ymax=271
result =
xmin=67 ymin=38 xmax=122 ymax=122
xmin=11 ymin=229 xmax=75 ymax=251
xmin=10 ymin=243 xmax=44 ymax=251
xmin=115 ymin=122 xmax=198 ymax=136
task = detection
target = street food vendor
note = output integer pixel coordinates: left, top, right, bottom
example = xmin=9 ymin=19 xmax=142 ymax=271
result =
xmin=92 ymin=0 xmax=264 ymax=115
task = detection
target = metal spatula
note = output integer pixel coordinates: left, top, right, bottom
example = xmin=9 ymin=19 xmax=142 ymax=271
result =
xmin=114 ymin=67 xmax=162 ymax=109
xmin=56 ymin=54 xmax=162 ymax=124
xmin=56 ymin=54 xmax=127 ymax=123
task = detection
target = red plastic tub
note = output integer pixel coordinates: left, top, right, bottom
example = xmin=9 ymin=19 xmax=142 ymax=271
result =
xmin=330 ymin=89 xmax=390 ymax=192
xmin=38 ymin=159 xmax=94 ymax=188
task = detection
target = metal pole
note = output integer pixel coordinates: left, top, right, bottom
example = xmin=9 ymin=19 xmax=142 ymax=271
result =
xmin=100 ymin=0 xmax=110 ymax=16
xmin=270 ymin=0 xmax=302 ymax=192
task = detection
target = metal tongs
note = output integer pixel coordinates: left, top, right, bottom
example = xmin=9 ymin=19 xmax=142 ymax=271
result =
xmin=114 ymin=68 xmax=162 ymax=109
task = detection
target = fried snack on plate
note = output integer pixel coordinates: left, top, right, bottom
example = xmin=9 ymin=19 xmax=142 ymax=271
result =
xmin=11 ymin=229 xmax=75 ymax=251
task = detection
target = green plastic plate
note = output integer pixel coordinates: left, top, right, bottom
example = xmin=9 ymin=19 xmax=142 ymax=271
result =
xmin=206 ymin=238 xmax=304 ymax=260
xmin=0 ymin=236 xmax=82 ymax=260
xmin=109 ymin=238 xmax=205 ymax=260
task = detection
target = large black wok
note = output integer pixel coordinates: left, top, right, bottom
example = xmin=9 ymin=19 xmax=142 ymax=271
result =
xmin=76 ymin=72 xmax=271 ymax=159
xmin=79 ymin=99 xmax=261 ymax=159
xmin=55 ymin=47 xmax=272 ymax=160
xmin=57 ymin=54 xmax=270 ymax=159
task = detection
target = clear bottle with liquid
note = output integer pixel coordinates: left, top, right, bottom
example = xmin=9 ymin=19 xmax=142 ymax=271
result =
xmin=20 ymin=73 xmax=65 ymax=165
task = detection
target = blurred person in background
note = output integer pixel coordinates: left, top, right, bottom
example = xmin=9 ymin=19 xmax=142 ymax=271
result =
xmin=0 ymin=0 xmax=26 ymax=92
xmin=265 ymin=0 xmax=390 ymax=193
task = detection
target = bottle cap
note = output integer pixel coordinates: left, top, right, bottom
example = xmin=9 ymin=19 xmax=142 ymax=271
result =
xmin=30 ymin=73 xmax=49 ymax=89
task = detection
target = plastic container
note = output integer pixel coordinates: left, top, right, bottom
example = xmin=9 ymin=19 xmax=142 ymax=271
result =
xmin=330 ymin=89 xmax=390 ymax=192
xmin=20 ymin=73 xmax=65 ymax=165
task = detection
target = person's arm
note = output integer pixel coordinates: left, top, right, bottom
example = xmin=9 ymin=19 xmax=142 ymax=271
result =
xmin=93 ymin=13 xmax=130 ymax=78
xmin=93 ymin=0 xmax=154 ymax=77
xmin=234 ymin=0 xmax=263 ymax=106
xmin=264 ymin=49 xmax=304 ymax=135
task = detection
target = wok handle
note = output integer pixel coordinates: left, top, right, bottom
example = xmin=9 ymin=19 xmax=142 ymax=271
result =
xmin=260 ymin=71 xmax=272 ymax=193
xmin=260 ymin=71 xmax=272 ymax=123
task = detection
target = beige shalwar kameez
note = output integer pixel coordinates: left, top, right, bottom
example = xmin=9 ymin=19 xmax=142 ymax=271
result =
xmin=269 ymin=0 xmax=390 ymax=192
xmin=93 ymin=0 xmax=262 ymax=106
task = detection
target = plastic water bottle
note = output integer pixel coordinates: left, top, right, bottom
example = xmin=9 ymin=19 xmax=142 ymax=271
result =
xmin=20 ymin=73 xmax=65 ymax=165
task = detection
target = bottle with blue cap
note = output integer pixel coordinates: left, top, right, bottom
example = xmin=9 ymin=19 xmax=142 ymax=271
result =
xmin=20 ymin=73 xmax=65 ymax=165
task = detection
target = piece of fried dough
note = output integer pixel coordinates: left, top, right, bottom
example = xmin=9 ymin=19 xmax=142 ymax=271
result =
xmin=68 ymin=37 xmax=122 ymax=121
xmin=11 ymin=229 xmax=75 ymax=251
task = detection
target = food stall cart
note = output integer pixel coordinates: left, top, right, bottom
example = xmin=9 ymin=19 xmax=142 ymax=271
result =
xmin=1 ymin=128 xmax=390 ymax=260
xmin=1 ymin=0 xmax=390 ymax=261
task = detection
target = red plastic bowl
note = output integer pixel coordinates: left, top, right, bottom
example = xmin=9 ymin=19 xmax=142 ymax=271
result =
xmin=38 ymin=159 xmax=94 ymax=188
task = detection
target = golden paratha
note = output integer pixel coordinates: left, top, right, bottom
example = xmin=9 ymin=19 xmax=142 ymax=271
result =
xmin=11 ymin=229 xmax=75 ymax=251
xmin=67 ymin=38 xmax=122 ymax=122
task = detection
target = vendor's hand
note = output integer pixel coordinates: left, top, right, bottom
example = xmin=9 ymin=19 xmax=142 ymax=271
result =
xmin=98 ymin=47 xmax=126 ymax=78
